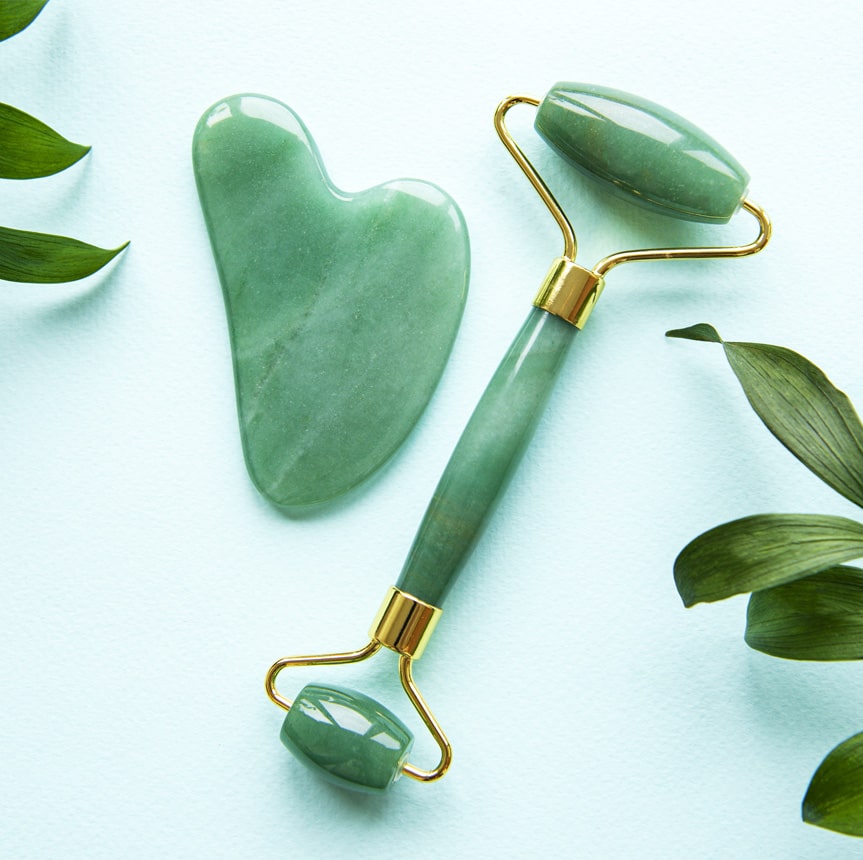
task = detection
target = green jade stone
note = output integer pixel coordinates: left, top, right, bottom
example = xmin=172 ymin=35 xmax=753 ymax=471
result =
xmin=281 ymin=684 xmax=413 ymax=793
xmin=535 ymin=82 xmax=750 ymax=224
xmin=398 ymin=309 xmax=577 ymax=606
xmin=193 ymin=95 xmax=469 ymax=510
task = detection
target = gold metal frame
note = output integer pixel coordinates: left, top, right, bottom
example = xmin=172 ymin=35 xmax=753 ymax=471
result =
xmin=493 ymin=95 xmax=772 ymax=326
xmin=265 ymin=587 xmax=452 ymax=782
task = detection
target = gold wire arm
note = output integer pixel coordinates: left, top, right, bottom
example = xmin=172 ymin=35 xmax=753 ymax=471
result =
xmin=593 ymin=198 xmax=772 ymax=276
xmin=398 ymin=655 xmax=453 ymax=782
xmin=264 ymin=640 xmax=382 ymax=712
xmin=494 ymin=95 xmax=577 ymax=260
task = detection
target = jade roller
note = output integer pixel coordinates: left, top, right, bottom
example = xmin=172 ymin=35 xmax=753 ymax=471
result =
xmin=265 ymin=82 xmax=772 ymax=792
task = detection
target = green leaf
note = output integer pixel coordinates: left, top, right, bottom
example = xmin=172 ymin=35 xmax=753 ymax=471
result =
xmin=0 ymin=226 xmax=128 ymax=283
xmin=0 ymin=0 xmax=50 ymax=42
xmin=803 ymin=731 xmax=863 ymax=837
xmin=745 ymin=565 xmax=863 ymax=660
xmin=666 ymin=322 xmax=723 ymax=343
xmin=0 ymin=103 xmax=89 ymax=179
xmin=673 ymin=513 xmax=863 ymax=606
xmin=667 ymin=322 xmax=863 ymax=509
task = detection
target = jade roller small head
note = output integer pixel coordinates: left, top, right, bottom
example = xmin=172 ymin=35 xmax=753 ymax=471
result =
xmin=278 ymin=683 xmax=415 ymax=794
xmin=266 ymin=83 xmax=771 ymax=794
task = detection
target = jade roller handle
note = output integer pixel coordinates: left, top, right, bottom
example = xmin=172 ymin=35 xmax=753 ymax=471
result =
xmin=398 ymin=82 xmax=753 ymax=607
xmin=396 ymin=307 xmax=576 ymax=606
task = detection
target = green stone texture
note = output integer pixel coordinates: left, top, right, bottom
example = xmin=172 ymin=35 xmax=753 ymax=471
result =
xmin=535 ymin=82 xmax=750 ymax=223
xmin=397 ymin=309 xmax=577 ymax=606
xmin=193 ymin=95 xmax=469 ymax=510
xmin=280 ymin=684 xmax=413 ymax=793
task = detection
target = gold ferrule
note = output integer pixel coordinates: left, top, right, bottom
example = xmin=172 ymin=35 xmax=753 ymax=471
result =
xmin=533 ymin=257 xmax=605 ymax=329
xmin=370 ymin=587 xmax=442 ymax=660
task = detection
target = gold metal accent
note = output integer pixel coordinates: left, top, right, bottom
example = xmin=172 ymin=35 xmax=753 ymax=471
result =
xmin=594 ymin=198 xmax=772 ymax=276
xmin=265 ymin=587 xmax=452 ymax=782
xmin=399 ymin=654 xmax=453 ymax=782
xmin=494 ymin=95 xmax=772 ymax=326
xmin=370 ymin=586 xmax=442 ymax=660
xmin=265 ymin=639 xmax=382 ymax=713
xmin=494 ymin=95 xmax=576 ymax=260
xmin=533 ymin=257 xmax=605 ymax=329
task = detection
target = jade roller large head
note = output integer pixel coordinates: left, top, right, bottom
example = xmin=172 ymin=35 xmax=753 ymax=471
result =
xmin=265 ymin=82 xmax=771 ymax=793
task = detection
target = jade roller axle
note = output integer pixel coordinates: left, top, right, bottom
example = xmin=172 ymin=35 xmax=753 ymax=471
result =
xmin=266 ymin=82 xmax=771 ymax=793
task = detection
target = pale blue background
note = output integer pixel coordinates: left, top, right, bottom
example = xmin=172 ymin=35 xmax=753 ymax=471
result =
xmin=2 ymin=1 xmax=862 ymax=857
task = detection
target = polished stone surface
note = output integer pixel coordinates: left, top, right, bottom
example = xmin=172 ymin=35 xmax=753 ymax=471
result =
xmin=535 ymin=82 xmax=749 ymax=223
xmin=280 ymin=684 xmax=413 ymax=793
xmin=397 ymin=309 xmax=577 ymax=606
xmin=193 ymin=95 xmax=469 ymax=510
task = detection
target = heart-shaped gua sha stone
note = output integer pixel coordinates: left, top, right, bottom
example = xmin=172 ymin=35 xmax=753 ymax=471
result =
xmin=193 ymin=95 xmax=469 ymax=511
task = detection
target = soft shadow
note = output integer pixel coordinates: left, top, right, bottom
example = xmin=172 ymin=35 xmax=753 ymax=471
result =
xmin=510 ymin=133 xmax=761 ymax=268
xmin=659 ymin=339 xmax=788 ymax=501
xmin=37 ymin=245 xmax=131 ymax=324
xmin=743 ymin=650 xmax=863 ymax=742
xmin=281 ymin=765 xmax=406 ymax=822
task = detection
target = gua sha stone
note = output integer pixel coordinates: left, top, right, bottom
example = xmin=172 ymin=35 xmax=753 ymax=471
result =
xmin=192 ymin=95 xmax=469 ymax=510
